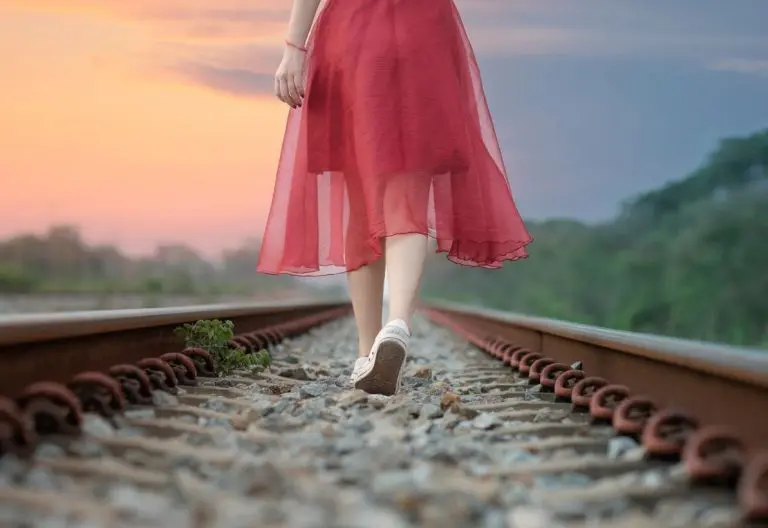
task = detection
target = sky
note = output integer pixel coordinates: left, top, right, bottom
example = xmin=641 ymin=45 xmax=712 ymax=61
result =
xmin=1 ymin=0 xmax=767 ymax=257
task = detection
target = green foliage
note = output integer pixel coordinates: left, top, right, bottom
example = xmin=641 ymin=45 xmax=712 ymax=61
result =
xmin=217 ymin=348 xmax=271 ymax=376
xmin=0 ymin=228 xmax=307 ymax=297
xmin=0 ymin=265 xmax=41 ymax=293
xmin=174 ymin=319 xmax=272 ymax=376
xmin=423 ymin=128 xmax=768 ymax=348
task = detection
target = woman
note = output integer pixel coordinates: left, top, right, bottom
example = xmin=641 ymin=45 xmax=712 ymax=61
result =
xmin=258 ymin=0 xmax=532 ymax=396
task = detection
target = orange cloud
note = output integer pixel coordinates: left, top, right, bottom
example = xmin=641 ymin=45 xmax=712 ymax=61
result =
xmin=2 ymin=0 xmax=289 ymax=41
xmin=0 ymin=6 xmax=289 ymax=256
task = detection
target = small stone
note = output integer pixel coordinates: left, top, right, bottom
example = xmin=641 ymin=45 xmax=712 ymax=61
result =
xmin=67 ymin=438 xmax=106 ymax=457
xmin=371 ymin=470 xmax=416 ymax=497
xmin=531 ymin=407 xmax=565 ymax=422
xmin=228 ymin=458 xmax=295 ymax=497
xmin=24 ymin=467 xmax=63 ymax=491
xmin=471 ymin=413 xmax=503 ymax=430
xmin=337 ymin=389 xmax=369 ymax=409
xmin=108 ymin=484 xmax=172 ymax=520
xmin=344 ymin=415 xmax=374 ymax=434
xmin=406 ymin=404 xmax=422 ymax=418
xmin=507 ymin=506 xmax=554 ymax=528
xmin=334 ymin=436 xmax=360 ymax=455
xmin=607 ymin=436 xmax=639 ymax=459
xmin=278 ymin=367 xmax=310 ymax=380
xmin=447 ymin=403 xmax=479 ymax=420
xmin=421 ymin=403 xmax=443 ymax=419
xmin=699 ymin=508 xmax=741 ymax=527
xmin=151 ymin=390 xmax=179 ymax=407
xmin=124 ymin=408 xmax=156 ymax=419
xmin=34 ymin=443 xmax=67 ymax=459
xmin=440 ymin=392 xmax=461 ymax=410
xmin=299 ymin=383 xmax=328 ymax=399
xmin=272 ymin=399 xmax=295 ymax=414
xmin=502 ymin=449 xmax=538 ymax=465
xmin=229 ymin=408 xmax=262 ymax=431
xmin=409 ymin=366 xmax=432 ymax=379
xmin=640 ymin=469 xmax=666 ymax=488
xmin=368 ymin=394 xmax=390 ymax=409
xmin=81 ymin=414 xmax=115 ymax=437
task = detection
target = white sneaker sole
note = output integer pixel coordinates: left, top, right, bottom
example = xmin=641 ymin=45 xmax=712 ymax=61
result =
xmin=354 ymin=340 xmax=407 ymax=396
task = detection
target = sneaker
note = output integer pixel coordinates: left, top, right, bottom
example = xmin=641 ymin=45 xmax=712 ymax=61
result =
xmin=354 ymin=319 xmax=410 ymax=396
xmin=350 ymin=356 xmax=370 ymax=384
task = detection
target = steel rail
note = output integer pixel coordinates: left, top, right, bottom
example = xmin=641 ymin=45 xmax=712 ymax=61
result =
xmin=0 ymin=298 xmax=352 ymax=399
xmin=421 ymin=300 xmax=768 ymax=521
xmin=421 ymin=300 xmax=768 ymax=449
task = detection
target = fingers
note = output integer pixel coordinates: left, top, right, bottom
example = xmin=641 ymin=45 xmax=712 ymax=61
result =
xmin=287 ymin=75 xmax=303 ymax=108
xmin=275 ymin=73 xmax=304 ymax=108
xmin=294 ymin=73 xmax=306 ymax=99
xmin=277 ymin=76 xmax=292 ymax=108
xmin=274 ymin=76 xmax=283 ymax=104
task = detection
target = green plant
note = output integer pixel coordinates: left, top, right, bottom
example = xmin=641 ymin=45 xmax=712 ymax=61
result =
xmin=217 ymin=347 xmax=271 ymax=375
xmin=174 ymin=319 xmax=271 ymax=376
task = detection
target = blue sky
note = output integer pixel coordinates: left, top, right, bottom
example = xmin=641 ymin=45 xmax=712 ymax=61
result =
xmin=459 ymin=0 xmax=768 ymax=220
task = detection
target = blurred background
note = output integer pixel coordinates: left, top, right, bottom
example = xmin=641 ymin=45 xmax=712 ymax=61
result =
xmin=1 ymin=1 xmax=766 ymax=347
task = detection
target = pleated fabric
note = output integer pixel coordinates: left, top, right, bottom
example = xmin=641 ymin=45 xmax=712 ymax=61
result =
xmin=258 ymin=0 xmax=533 ymax=276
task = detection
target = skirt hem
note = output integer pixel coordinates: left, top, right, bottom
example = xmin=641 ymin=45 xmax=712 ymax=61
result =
xmin=257 ymin=231 xmax=534 ymax=277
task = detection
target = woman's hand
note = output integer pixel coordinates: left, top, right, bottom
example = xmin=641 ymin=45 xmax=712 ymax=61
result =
xmin=275 ymin=46 xmax=306 ymax=109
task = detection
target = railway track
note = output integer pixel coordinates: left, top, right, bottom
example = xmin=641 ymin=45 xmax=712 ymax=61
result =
xmin=0 ymin=299 xmax=766 ymax=527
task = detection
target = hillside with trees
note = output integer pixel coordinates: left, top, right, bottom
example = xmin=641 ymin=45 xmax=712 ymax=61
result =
xmin=422 ymin=129 xmax=768 ymax=348
xmin=0 ymin=227 xmax=302 ymax=300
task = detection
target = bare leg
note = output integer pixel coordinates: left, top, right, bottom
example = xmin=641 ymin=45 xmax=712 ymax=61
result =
xmin=347 ymin=256 xmax=386 ymax=357
xmin=384 ymin=233 xmax=428 ymax=327
xmin=351 ymin=172 xmax=429 ymax=394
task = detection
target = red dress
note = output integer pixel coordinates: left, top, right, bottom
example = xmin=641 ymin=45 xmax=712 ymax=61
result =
xmin=257 ymin=0 xmax=532 ymax=276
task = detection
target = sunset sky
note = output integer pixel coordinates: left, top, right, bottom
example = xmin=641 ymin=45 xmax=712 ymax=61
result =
xmin=2 ymin=0 xmax=767 ymax=257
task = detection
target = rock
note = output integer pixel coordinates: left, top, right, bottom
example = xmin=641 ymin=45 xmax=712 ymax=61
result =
xmin=337 ymin=389 xmax=369 ymax=409
xmin=507 ymin=506 xmax=554 ymax=528
xmin=333 ymin=436 xmax=360 ymax=455
xmin=607 ymin=436 xmax=639 ymax=459
xmin=34 ymin=443 xmax=67 ymax=459
xmin=23 ymin=467 xmax=63 ymax=491
xmin=409 ymin=365 xmax=433 ymax=379
xmin=108 ymin=484 xmax=173 ymax=521
xmin=471 ymin=412 xmax=503 ymax=430
xmin=229 ymin=408 xmax=262 ymax=431
xmin=440 ymin=392 xmax=461 ymax=410
xmin=501 ymin=449 xmax=539 ymax=465
xmin=124 ymin=408 xmax=156 ymax=420
xmin=228 ymin=458 xmax=295 ymax=497
xmin=368 ymin=395 xmax=389 ymax=409
xmin=421 ymin=403 xmax=443 ymax=419
xmin=81 ymin=414 xmax=115 ymax=437
xmin=278 ymin=367 xmax=310 ymax=380
xmin=299 ymin=383 xmax=327 ymax=399
xmin=152 ymin=390 xmax=179 ymax=407
xmin=447 ymin=402 xmax=479 ymax=420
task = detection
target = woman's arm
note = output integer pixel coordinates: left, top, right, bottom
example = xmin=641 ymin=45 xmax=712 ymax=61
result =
xmin=285 ymin=0 xmax=323 ymax=49
xmin=275 ymin=0 xmax=323 ymax=108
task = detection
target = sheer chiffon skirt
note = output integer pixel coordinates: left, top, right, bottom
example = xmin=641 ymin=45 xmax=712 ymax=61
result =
xmin=257 ymin=0 xmax=533 ymax=276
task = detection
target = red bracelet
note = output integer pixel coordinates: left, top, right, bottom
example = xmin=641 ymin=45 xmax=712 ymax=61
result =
xmin=285 ymin=39 xmax=308 ymax=53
